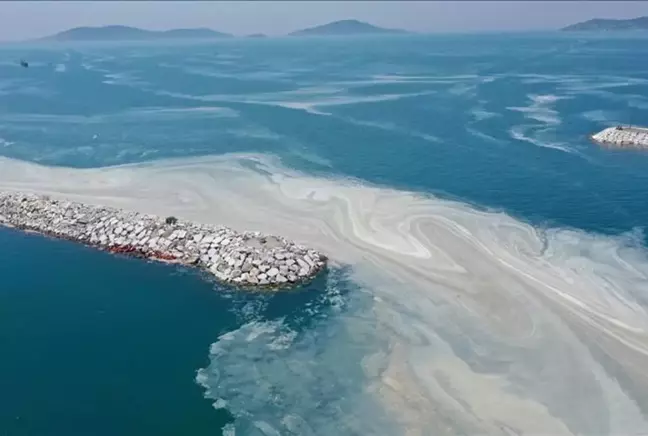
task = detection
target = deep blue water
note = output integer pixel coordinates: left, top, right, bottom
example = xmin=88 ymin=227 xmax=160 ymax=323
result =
xmin=2 ymin=33 xmax=648 ymax=434
xmin=2 ymin=34 xmax=648 ymax=235
xmin=0 ymin=227 xmax=348 ymax=436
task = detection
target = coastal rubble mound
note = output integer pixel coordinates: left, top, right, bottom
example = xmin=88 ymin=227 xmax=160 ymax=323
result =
xmin=591 ymin=126 xmax=648 ymax=150
xmin=0 ymin=192 xmax=327 ymax=289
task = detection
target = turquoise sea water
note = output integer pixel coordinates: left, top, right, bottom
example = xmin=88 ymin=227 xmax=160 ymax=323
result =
xmin=2 ymin=33 xmax=648 ymax=435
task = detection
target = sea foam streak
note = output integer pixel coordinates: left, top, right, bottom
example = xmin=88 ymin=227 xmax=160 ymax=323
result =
xmin=1 ymin=153 xmax=648 ymax=435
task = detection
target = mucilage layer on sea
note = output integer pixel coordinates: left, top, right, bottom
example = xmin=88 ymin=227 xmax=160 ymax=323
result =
xmin=2 ymin=33 xmax=648 ymax=436
xmin=2 ymin=152 xmax=648 ymax=435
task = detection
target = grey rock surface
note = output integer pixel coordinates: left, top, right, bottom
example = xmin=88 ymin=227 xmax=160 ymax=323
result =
xmin=591 ymin=126 xmax=648 ymax=150
xmin=0 ymin=192 xmax=327 ymax=289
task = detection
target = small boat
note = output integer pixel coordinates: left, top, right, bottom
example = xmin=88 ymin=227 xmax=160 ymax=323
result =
xmin=19 ymin=59 xmax=29 ymax=68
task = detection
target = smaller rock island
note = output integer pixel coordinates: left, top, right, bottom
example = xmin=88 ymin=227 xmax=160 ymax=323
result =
xmin=591 ymin=126 xmax=648 ymax=150
xmin=0 ymin=192 xmax=326 ymax=289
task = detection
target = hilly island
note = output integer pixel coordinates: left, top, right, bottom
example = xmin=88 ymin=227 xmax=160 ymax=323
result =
xmin=289 ymin=19 xmax=406 ymax=36
xmin=39 ymin=25 xmax=232 ymax=41
xmin=562 ymin=16 xmax=648 ymax=31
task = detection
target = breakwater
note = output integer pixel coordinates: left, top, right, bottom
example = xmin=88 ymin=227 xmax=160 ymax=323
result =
xmin=591 ymin=126 xmax=648 ymax=150
xmin=0 ymin=192 xmax=326 ymax=289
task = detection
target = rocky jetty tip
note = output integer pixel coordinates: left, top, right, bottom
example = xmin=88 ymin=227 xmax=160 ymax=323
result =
xmin=0 ymin=192 xmax=327 ymax=290
xmin=591 ymin=125 xmax=648 ymax=150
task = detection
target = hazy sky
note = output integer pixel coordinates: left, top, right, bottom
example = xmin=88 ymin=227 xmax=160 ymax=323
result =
xmin=1 ymin=1 xmax=648 ymax=41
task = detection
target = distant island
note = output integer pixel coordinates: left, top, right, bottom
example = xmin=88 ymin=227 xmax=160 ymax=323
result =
xmin=562 ymin=16 xmax=648 ymax=31
xmin=31 ymin=20 xmax=408 ymax=43
xmin=290 ymin=19 xmax=407 ymax=36
xmin=39 ymin=25 xmax=231 ymax=41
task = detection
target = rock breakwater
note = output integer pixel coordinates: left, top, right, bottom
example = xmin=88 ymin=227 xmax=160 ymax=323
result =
xmin=591 ymin=126 xmax=648 ymax=150
xmin=0 ymin=192 xmax=326 ymax=289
